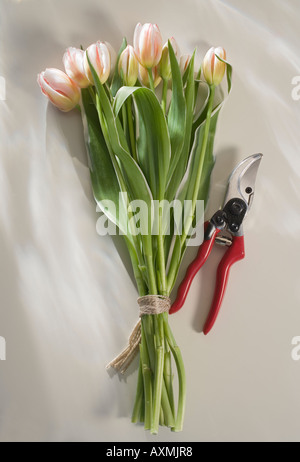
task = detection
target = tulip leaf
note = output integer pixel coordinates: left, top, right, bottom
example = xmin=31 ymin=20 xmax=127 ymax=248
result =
xmin=166 ymin=41 xmax=186 ymax=184
xmin=81 ymin=87 xmax=128 ymax=235
xmin=216 ymin=54 xmax=232 ymax=93
xmin=165 ymin=51 xmax=195 ymax=203
xmin=193 ymin=81 xmax=210 ymax=123
xmin=87 ymin=54 xmax=154 ymax=258
xmin=90 ymin=70 xmax=151 ymax=205
xmin=179 ymin=109 xmax=220 ymax=236
xmin=163 ymin=53 xmax=196 ymax=260
xmin=114 ymin=85 xmax=171 ymax=200
xmin=110 ymin=37 xmax=127 ymax=97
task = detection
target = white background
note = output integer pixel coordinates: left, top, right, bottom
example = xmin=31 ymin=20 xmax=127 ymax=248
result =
xmin=0 ymin=0 xmax=300 ymax=442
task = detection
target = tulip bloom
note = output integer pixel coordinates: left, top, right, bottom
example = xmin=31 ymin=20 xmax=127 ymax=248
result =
xmin=63 ymin=47 xmax=90 ymax=88
xmin=133 ymin=23 xmax=163 ymax=69
xmin=84 ymin=41 xmax=111 ymax=84
xmin=37 ymin=68 xmax=80 ymax=112
xmin=118 ymin=45 xmax=138 ymax=86
xmin=159 ymin=37 xmax=180 ymax=80
xmin=202 ymin=47 xmax=226 ymax=86
xmin=138 ymin=64 xmax=161 ymax=88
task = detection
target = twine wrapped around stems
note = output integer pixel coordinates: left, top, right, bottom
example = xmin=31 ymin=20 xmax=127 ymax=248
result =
xmin=106 ymin=295 xmax=171 ymax=374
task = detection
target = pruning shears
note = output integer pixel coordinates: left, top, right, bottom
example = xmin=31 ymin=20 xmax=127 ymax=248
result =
xmin=170 ymin=153 xmax=263 ymax=334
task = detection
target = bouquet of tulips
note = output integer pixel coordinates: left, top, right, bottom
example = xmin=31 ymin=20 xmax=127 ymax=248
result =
xmin=38 ymin=22 xmax=232 ymax=434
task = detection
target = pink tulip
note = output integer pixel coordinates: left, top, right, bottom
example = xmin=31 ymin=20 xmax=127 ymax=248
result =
xmin=63 ymin=47 xmax=90 ymax=88
xmin=37 ymin=68 xmax=80 ymax=112
xmin=138 ymin=64 xmax=161 ymax=88
xmin=159 ymin=37 xmax=180 ymax=80
xmin=133 ymin=23 xmax=163 ymax=69
xmin=202 ymin=47 xmax=226 ymax=86
xmin=118 ymin=45 xmax=139 ymax=86
xmin=84 ymin=41 xmax=111 ymax=84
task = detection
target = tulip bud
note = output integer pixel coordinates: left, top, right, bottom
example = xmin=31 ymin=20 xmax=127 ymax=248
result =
xmin=133 ymin=22 xmax=163 ymax=69
xmin=84 ymin=41 xmax=111 ymax=84
xmin=159 ymin=37 xmax=180 ymax=80
xmin=63 ymin=47 xmax=90 ymax=88
xmin=138 ymin=64 xmax=161 ymax=88
xmin=37 ymin=68 xmax=80 ymax=112
xmin=202 ymin=46 xmax=226 ymax=86
xmin=179 ymin=54 xmax=191 ymax=75
xmin=118 ymin=45 xmax=138 ymax=86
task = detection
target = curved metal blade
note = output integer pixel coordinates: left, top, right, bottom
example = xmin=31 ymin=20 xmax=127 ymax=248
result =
xmin=223 ymin=153 xmax=263 ymax=214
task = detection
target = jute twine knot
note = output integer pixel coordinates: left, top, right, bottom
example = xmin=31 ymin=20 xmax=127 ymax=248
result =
xmin=106 ymin=295 xmax=171 ymax=374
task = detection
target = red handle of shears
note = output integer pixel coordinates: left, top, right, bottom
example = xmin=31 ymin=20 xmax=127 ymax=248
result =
xmin=203 ymin=235 xmax=245 ymax=334
xmin=170 ymin=223 xmax=245 ymax=334
xmin=169 ymin=222 xmax=220 ymax=315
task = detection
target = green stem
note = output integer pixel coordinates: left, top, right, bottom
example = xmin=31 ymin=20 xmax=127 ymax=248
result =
xmin=163 ymin=345 xmax=175 ymax=416
xmin=131 ymin=360 xmax=144 ymax=423
xmin=161 ymin=377 xmax=175 ymax=428
xmin=121 ymin=104 xmax=128 ymax=143
xmin=132 ymin=316 xmax=154 ymax=429
xmin=126 ymin=97 xmax=137 ymax=162
xmin=157 ymin=206 xmax=167 ymax=295
xmin=142 ymin=316 xmax=156 ymax=368
xmin=163 ymin=314 xmax=186 ymax=432
xmin=159 ymin=407 xmax=164 ymax=427
xmin=147 ymin=68 xmax=155 ymax=93
xmin=125 ymin=236 xmax=147 ymax=296
xmin=142 ymin=315 xmax=175 ymax=429
xmin=161 ymin=78 xmax=168 ymax=115
xmin=140 ymin=338 xmax=152 ymax=430
xmin=151 ymin=314 xmax=165 ymax=434
xmin=139 ymin=393 xmax=145 ymax=423
xmin=145 ymin=251 xmax=157 ymax=295
xmin=166 ymin=237 xmax=181 ymax=296
xmin=104 ymin=82 xmax=113 ymax=103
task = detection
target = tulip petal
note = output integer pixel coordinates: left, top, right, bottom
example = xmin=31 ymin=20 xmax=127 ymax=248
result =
xmin=37 ymin=68 xmax=80 ymax=112
xmin=43 ymin=68 xmax=79 ymax=100
xmin=118 ymin=45 xmax=138 ymax=86
xmin=202 ymin=46 xmax=227 ymax=86
xmin=133 ymin=22 xmax=162 ymax=69
xmin=38 ymin=72 xmax=77 ymax=111
xmin=133 ymin=23 xmax=142 ymax=57
xmin=63 ymin=47 xmax=90 ymax=88
xmin=215 ymin=47 xmax=226 ymax=60
xmin=84 ymin=42 xmax=111 ymax=84
xmin=202 ymin=47 xmax=214 ymax=85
